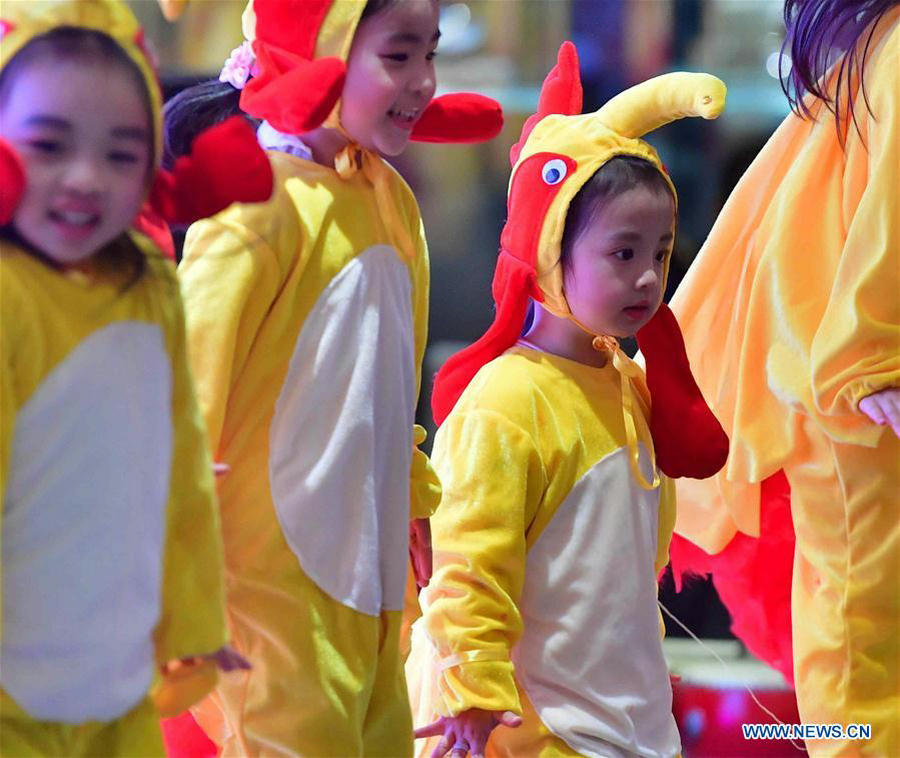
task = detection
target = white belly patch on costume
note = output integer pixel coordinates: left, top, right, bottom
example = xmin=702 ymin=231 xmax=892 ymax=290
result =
xmin=1 ymin=322 xmax=172 ymax=722
xmin=512 ymin=446 xmax=682 ymax=758
xmin=269 ymin=245 xmax=416 ymax=617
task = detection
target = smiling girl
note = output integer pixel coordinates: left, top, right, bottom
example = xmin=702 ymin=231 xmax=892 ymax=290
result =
xmin=0 ymin=1 xmax=268 ymax=754
xmin=163 ymin=0 xmax=501 ymax=754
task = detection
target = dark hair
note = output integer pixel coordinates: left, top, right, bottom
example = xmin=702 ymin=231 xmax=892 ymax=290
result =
xmin=164 ymin=0 xmax=398 ymax=168
xmin=559 ymin=156 xmax=674 ymax=270
xmin=360 ymin=0 xmax=399 ymax=22
xmin=0 ymin=27 xmax=153 ymax=286
xmin=163 ymin=79 xmax=249 ymax=169
xmin=780 ymin=0 xmax=899 ymax=136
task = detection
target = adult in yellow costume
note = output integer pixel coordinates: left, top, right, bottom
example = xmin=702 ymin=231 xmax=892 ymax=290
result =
xmin=668 ymin=3 xmax=900 ymax=756
xmin=0 ymin=1 xmax=272 ymax=754
xmin=407 ymin=42 xmax=728 ymax=757
xmin=167 ymin=0 xmax=502 ymax=754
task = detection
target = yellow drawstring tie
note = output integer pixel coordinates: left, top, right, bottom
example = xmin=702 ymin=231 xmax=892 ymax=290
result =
xmin=333 ymin=138 xmax=416 ymax=262
xmin=592 ymin=335 xmax=661 ymax=491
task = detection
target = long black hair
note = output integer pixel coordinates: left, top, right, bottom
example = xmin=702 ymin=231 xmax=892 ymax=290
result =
xmin=780 ymin=0 xmax=899 ymax=136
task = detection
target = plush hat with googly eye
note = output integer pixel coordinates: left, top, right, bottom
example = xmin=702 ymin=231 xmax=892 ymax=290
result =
xmin=433 ymin=42 xmax=729 ymax=481
xmin=0 ymin=0 xmax=272 ymax=227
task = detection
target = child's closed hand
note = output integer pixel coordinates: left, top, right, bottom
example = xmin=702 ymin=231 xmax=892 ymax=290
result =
xmin=859 ymin=388 xmax=900 ymax=438
xmin=203 ymin=645 xmax=251 ymax=672
xmin=414 ymin=709 xmax=522 ymax=758
xmin=409 ymin=518 xmax=433 ymax=589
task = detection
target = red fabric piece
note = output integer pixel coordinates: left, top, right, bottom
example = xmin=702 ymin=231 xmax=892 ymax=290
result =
xmin=133 ymin=204 xmax=175 ymax=260
xmin=669 ymin=470 xmax=795 ymax=684
xmin=149 ymin=116 xmax=273 ymax=225
xmin=241 ymin=50 xmax=346 ymax=134
xmin=251 ymin=0 xmax=330 ymax=59
xmin=235 ymin=0 xmax=343 ymax=133
xmin=410 ymin=93 xmax=503 ymax=144
xmin=161 ymin=712 xmax=217 ymax=758
xmin=431 ymin=250 xmax=537 ymax=426
xmin=509 ymin=41 xmax=582 ymax=166
xmin=0 ymin=137 xmax=26 ymax=226
xmin=636 ymin=303 xmax=729 ymax=479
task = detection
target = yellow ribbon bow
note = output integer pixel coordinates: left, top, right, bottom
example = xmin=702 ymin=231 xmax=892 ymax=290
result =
xmin=334 ymin=140 xmax=416 ymax=263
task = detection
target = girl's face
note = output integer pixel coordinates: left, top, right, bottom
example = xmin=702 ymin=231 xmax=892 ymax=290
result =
xmin=341 ymin=0 xmax=439 ymax=157
xmin=0 ymin=57 xmax=151 ymax=266
xmin=563 ymin=186 xmax=675 ymax=338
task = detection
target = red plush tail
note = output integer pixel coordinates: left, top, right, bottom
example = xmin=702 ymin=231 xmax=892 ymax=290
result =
xmin=0 ymin=138 xmax=26 ymax=225
xmin=150 ymin=116 xmax=274 ymax=225
xmin=432 ymin=251 xmax=536 ymax=425
xmin=669 ymin=471 xmax=795 ymax=683
xmin=636 ymin=303 xmax=729 ymax=479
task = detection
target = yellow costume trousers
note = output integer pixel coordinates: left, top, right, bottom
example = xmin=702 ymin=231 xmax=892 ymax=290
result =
xmin=786 ymin=418 xmax=899 ymax=757
xmin=193 ymin=564 xmax=412 ymax=757
xmin=0 ymin=693 xmax=163 ymax=757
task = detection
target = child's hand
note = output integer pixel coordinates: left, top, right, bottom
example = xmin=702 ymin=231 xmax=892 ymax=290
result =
xmin=414 ymin=709 xmax=522 ymax=758
xmin=859 ymin=388 xmax=900 ymax=438
xmin=409 ymin=518 xmax=433 ymax=589
xmin=203 ymin=645 xmax=250 ymax=672
xmin=213 ymin=462 xmax=230 ymax=477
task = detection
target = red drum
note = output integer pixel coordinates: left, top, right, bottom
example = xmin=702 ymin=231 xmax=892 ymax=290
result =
xmin=666 ymin=638 xmax=807 ymax=757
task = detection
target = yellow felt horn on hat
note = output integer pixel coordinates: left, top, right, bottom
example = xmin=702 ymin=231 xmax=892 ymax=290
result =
xmin=595 ymin=72 xmax=726 ymax=139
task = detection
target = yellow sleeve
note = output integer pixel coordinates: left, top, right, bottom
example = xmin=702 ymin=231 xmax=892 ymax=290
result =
xmin=178 ymin=217 xmax=282 ymax=453
xmin=655 ymin=475 xmax=676 ymax=641
xmin=404 ymin=198 xmax=442 ymax=520
xmin=810 ymin=32 xmax=900 ymax=415
xmin=0 ymin=329 xmax=13 ymax=638
xmin=0 ymin=321 xmax=13 ymax=518
xmin=152 ymin=278 xmax=229 ymax=715
xmin=422 ymin=409 xmax=547 ymax=717
xmin=410 ymin=424 xmax=441 ymax=519
xmin=655 ymin=474 xmax=676 ymax=575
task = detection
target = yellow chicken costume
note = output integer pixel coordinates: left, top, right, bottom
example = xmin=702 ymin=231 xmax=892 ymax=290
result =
xmin=667 ymin=8 xmax=899 ymax=757
xmin=0 ymin=248 xmax=226 ymax=757
xmin=0 ymin=7 xmax=236 ymax=756
xmin=407 ymin=43 xmax=726 ymax=757
xmin=174 ymin=1 xmax=501 ymax=754
xmin=0 ymin=3 xmax=276 ymax=754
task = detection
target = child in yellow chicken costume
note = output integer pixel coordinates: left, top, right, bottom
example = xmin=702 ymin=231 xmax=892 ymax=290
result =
xmin=0 ymin=1 xmax=273 ymax=755
xmin=165 ymin=0 xmax=502 ymax=754
xmin=406 ymin=42 xmax=728 ymax=758
xmin=666 ymin=3 xmax=899 ymax=756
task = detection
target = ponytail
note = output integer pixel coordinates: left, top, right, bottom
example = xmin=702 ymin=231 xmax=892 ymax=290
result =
xmin=163 ymin=79 xmax=257 ymax=168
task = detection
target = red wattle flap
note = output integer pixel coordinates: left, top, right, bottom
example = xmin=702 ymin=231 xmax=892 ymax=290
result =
xmin=0 ymin=138 xmax=26 ymax=226
xmin=636 ymin=303 xmax=729 ymax=479
xmin=240 ymin=48 xmax=346 ymax=135
xmin=411 ymin=93 xmax=503 ymax=144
